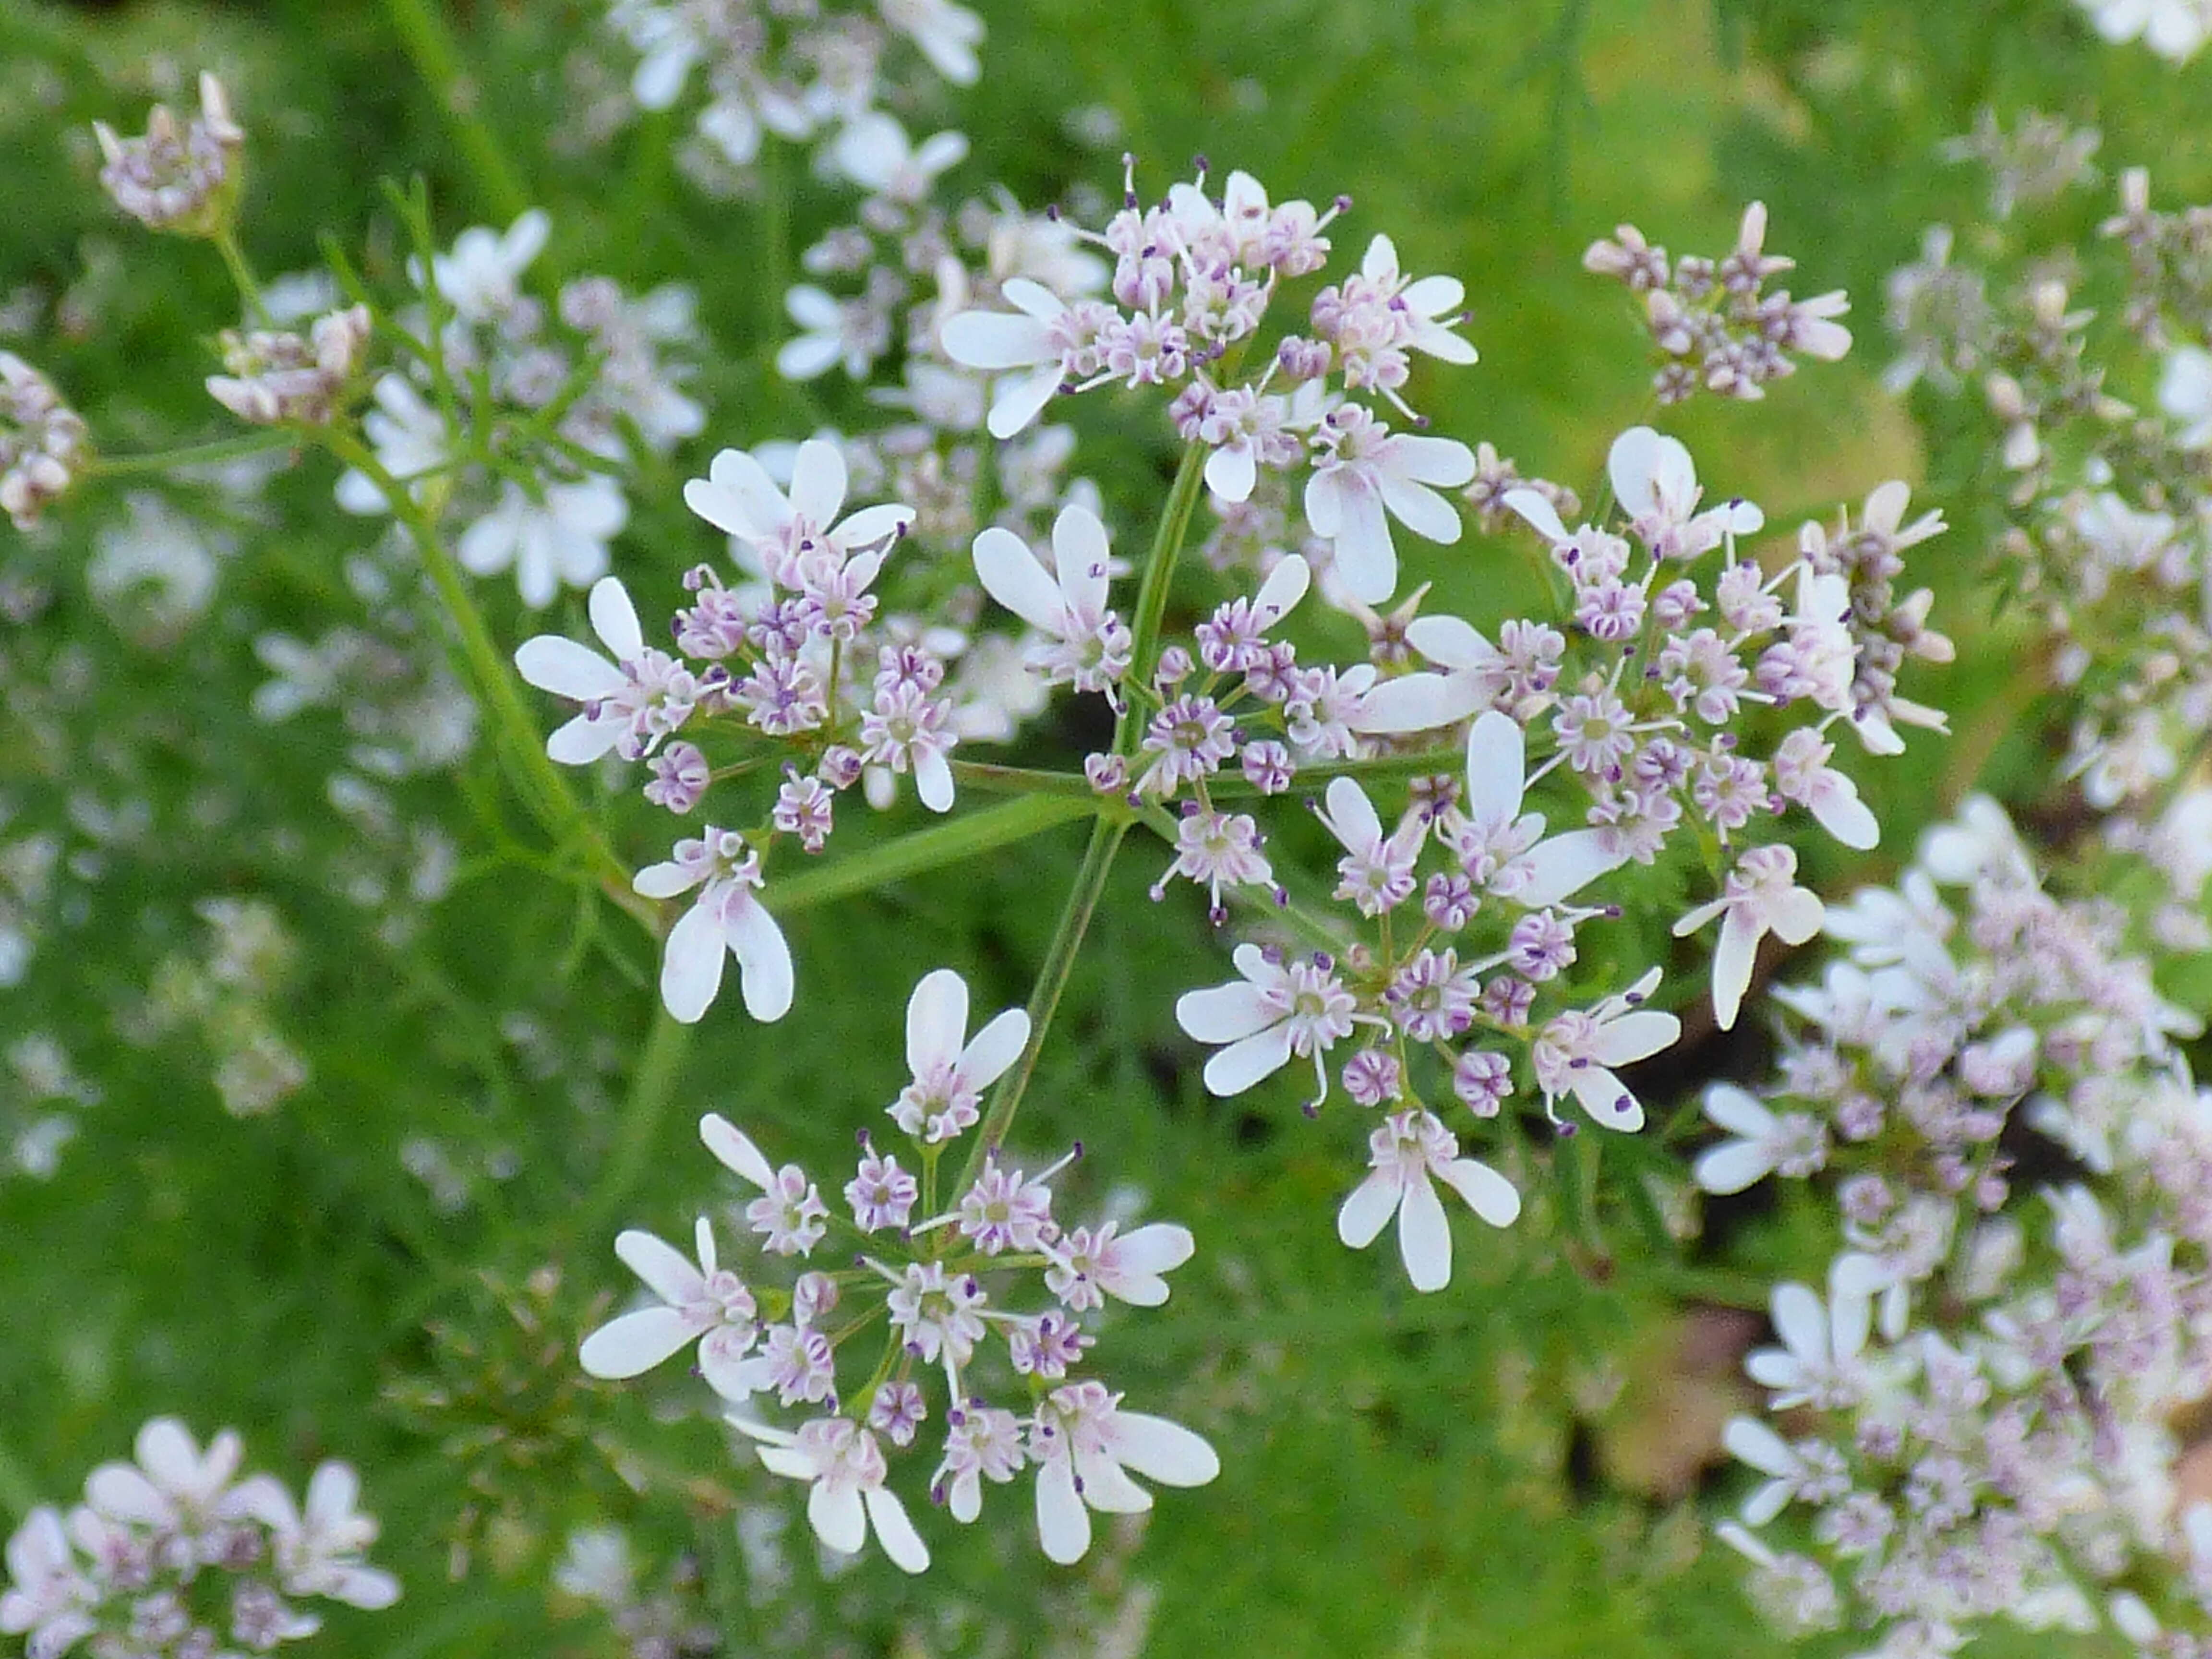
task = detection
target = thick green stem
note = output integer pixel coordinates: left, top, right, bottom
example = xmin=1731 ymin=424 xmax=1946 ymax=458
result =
xmin=576 ymin=1003 xmax=694 ymax=1237
xmin=768 ymin=795 xmax=1094 ymax=912
xmin=379 ymin=0 xmax=531 ymax=223
xmin=92 ymin=430 xmax=301 ymax=478
xmin=946 ymin=761 xmax=1098 ymax=799
xmin=956 ymin=815 xmax=1130 ymax=1193
xmin=1112 ymin=441 xmax=1210 ymax=756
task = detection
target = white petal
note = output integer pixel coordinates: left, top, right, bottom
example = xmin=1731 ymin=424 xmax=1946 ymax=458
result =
xmin=1335 ymin=1168 xmax=1401 ymax=1249
xmin=1810 ymin=781 xmax=1881 ymax=851
xmin=1502 ymin=487 xmax=1568 ymax=543
xmin=775 ymin=332 xmax=844 ymax=381
xmin=1205 ymin=440 xmax=1258 ymax=504
xmin=1769 ymin=889 xmax=1825 ymax=946
xmin=1175 ymin=982 xmax=1279 ymax=1044
xmin=1051 ymin=505 xmax=1112 ymax=618
xmin=1108 ymin=1414 xmax=1220 ymax=1488
xmin=1072 ymin=1447 xmax=1153 ymax=1514
xmin=578 ymin=1306 xmax=699 ymax=1378
xmin=1770 ymin=1284 xmax=1828 ymax=1367
xmin=808 ymin=1483 xmax=868 ymax=1556
xmin=514 ymin=637 xmax=625 ymax=701
xmin=614 ymin=1227 xmax=706 ymax=1305
xmin=1434 ymin=1157 xmax=1522 ymax=1227
xmin=1350 ymin=670 xmax=1483 ymax=734
xmin=1201 ymin=1024 xmax=1296 ymax=1095
xmin=1517 ymin=830 xmax=1627 ymax=908
xmin=1378 ymin=474 xmax=1464 ymax=545
xmin=633 ymin=859 xmax=702 ymax=900
xmin=700 ymin=1114 xmax=776 ymax=1187
xmin=1035 ymin=1459 xmax=1091 ymax=1563
xmin=1701 ymin=1083 xmax=1774 ymax=1139
xmin=1567 ymin=1066 xmax=1645 ymax=1132
xmin=906 ymin=967 xmax=971 ymax=1076
xmin=1608 ymin=425 xmax=1666 ymax=519
xmin=1396 ymin=1168 xmax=1454 ymax=1292
xmin=941 ymin=311 xmax=1052 ymax=371
xmin=1710 ymin=910 xmax=1758 ymax=1031
xmin=1325 ymin=485 xmax=1397 ymax=605
xmin=1406 ymin=614 xmax=1494 ymax=671
xmin=1321 ymin=776 xmax=1382 ymax=852
xmin=959 ymin=1007 xmax=1031 ymax=1091
xmin=1390 ymin=433 xmax=1477 ymax=488
xmin=986 ymin=363 xmax=1063 ymax=440
xmin=659 ymin=900 xmax=727 ymax=1024
xmin=1589 ymin=1009 xmax=1679 ymax=1067
xmin=1694 ymin=1141 xmax=1778 ymax=1196
xmin=1253 ymin=554 xmax=1310 ymax=625
xmin=727 ymin=895 xmax=795 ymax=1022
xmin=865 ymin=1488 xmax=931 ymax=1574
xmin=788 ymin=439 xmax=848 ymax=527
xmin=915 ymin=746 xmax=956 ymax=813
xmin=1463 ymin=711 xmax=1527 ymax=824
xmin=587 ymin=577 xmax=644 ymax=661
xmin=1116 ymin=1222 xmax=1196 ymax=1276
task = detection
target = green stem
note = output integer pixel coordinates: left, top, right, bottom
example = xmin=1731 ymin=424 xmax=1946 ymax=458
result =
xmin=947 ymin=761 xmax=1099 ymax=798
xmin=1112 ymin=440 xmax=1210 ymax=756
xmin=1207 ymin=745 xmax=1466 ymax=798
xmin=768 ymin=795 xmax=1094 ymax=912
xmin=379 ymin=0 xmax=531 ymax=223
xmin=212 ymin=227 xmax=266 ymax=323
xmin=576 ymin=1003 xmax=694 ymax=1237
xmin=92 ymin=430 xmax=302 ymax=478
xmin=956 ymin=815 xmax=1130 ymax=1193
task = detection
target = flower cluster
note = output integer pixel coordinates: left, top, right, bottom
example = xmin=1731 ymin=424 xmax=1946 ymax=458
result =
xmin=605 ymin=0 xmax=982 ymax=185
xmin=1583 ymin=202 xmax=1852 ymax=406
xmin=578 ymin=968 xmax=1216 ymax=1572
xmin=336 ymin=210 xmax=704 ymax=607
xmin=205 ymin=304 xmax=372 ymax=429
xmin=2075 ymin=0 xmax=2212 ymax=62
xmin=1703 ymin=799 xmax=2212 ymax=1656
xmin=0 ymin=1418 xmax=398 ymax=1659
xmin=91 ymin=72 xmax=243 ymax=239
xmin=942 ymin=159 xmax=1479 ymax=604
xmin=0 ymin=351 xmax=91 ymax=530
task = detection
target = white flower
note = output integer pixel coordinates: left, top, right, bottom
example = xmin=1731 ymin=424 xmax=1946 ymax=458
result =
xmin=1771 ymin=728 xmax=1879 ymax=851
xmin=829 ymin=113 xmax=968 ymax=204
xmin=333 ymin=375 xmax=447 ymax=515
xmin=1722 ymin=1418 xmax=1820 ymax=1527
xmin=1045 ymin=1220 xmax=1195 ymax=1310
xmin=940 ymin=277 xmax=1098 ymax=438
xmin=1027 ymin=1380 xmax=1219 ymax=1565
xmin=1671 ymin=844 xmax=1825 ymax=1031
xmin=1450 ymin=709 xmax=1628 ymax=906
xmin=234 ymin=1464 xmax=401 ymax=1611
xmin=2160 ymin=344 xmax=2212 ymax=447
xmin=1176 ymin=942 xmax=1358 ymax=1103
xmin=1313 ymin=776 xmax=1423 ymax=916
xmin=0 ymin=1509 xmax=96 ymax=1658
xmin=1692 ymin=1083 xmax=1828 ymax=1194
xmin=682 ymin=437 xmax=914 ymax=580
xmin=1347 ymin=612 xmax=1508 ymax=733
xmin=84 ymin=1418 xmax=244 ymax=1535
xmin=1605 ymin=426 xmax=1763 ymax=561
xmin=775 ymin=286 xmax=876 ymax=381
xmin=515 ymin=576 xmax=697 ymax=764
xmin=970 ymin=504 xmax=1132 ymax=693
xmin=454 ymin=477 xmax=628 ymax=609
xmin=878 ymin=0 xmax=985 ymax=83
xmin=889 ymin=967 xmax=1031 ymax=1143
xmin=2077 ymin=0 xmax=2212 ymax=60
xmin=730 ymin=1417 xmax=929 ymax=1574
xmin=933 ymin=1407 xmax=1024 ymax=1523
xmin=424 ymin=209 xmax=549 ymax=323
xmin=1303 ymin=405 xmax=1474 ymax=604
xmin=633 ymin=829 xmax=793 ymax=1023
xmin=1745 ymin=1281 xmax=1871 ymax=1410
xmin=1349 ymin=234 xmax=1479 ymax=367
xmin=579 ymin=1217 xmax=758 ymax=1395
xmin=1336 ymin=1108 xmax=1521 ymax=1292
xmin=1529 ymin=968 xmax=1681 ymax=1131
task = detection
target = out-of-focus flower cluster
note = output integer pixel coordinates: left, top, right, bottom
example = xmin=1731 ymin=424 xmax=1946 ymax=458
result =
xmin=2076 ymin=0 xmax=2212 ymax=63
xmin=0 ymin=1418 xmax=398 ymax=1659
xmin=334 ymin=210 xmax=704 ymax=608
xmin=578 ymin=967 xmax=1216 ymax=1572
xmin=1703 ymin=798 xmax=2212 ymax=1657
xmin=1583 ymin=203 xmax=1852 ymax=406
xmin=604 ymin=0 xmax=982 ymax=190
xmin=0 ymin=350 xmax=91 ymax=529
xmin=91 ymin=72 xmax=243 ymax=240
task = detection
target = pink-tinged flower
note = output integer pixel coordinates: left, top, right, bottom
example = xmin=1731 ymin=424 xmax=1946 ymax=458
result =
xmin=1770 ymin=729 xmax=1878 ymax=850
xmin=1045 ymin=1221 xmax=1195 ymax=1310
xmin=1692 ymin=1083 xmax=1829 ymax=1194
xmin=1304 ymin=405 xmax=1475 ymax=604
xmin=1313 ymin=776 xmax=1423 ymax=916
xmin=455 ymin=476 xmax=629 ymax=610
xmin=682 ymin=438 xmax=914 ymax=583
xmin=1450 ymin=709 xmax=1627 ymax=907
xmin=515 ymin=577 xmax=697 ymax=764
xmin=633 ymin=829 xmax=793 ymax=1024
xmin=1176 ymin=943 xmax=1358 ymax=1102
xmin=0 ymin=1508 xmax=97 ymax=1658
xmin=1027 ymin=1381 xmax=1218 ymax=1565
xmin=578 ymin=1217 xmax=758 ymax=1393
xmin=1336 ymin=1108 xmax=1521 ymax=1292
xmin=932 ymin=1406 xmax=1025 ymax=1523
xmin=889 ymin=967 xmax=1031 ymax=1143
xmin=970 ymin=504 xmax=1132 ymax=693
xmin=940 ymin=277 xmax=1109 ymax=438
xmin=233 ymin=1463 xmax=402 ymax=1610
xmin=1605 ymin=426 xmax=1762 ymax=561
xmin=730 ymin=1417 xmax=929 ymax=1574
xmin=1530 ymin=968 xmax=1680 ymax=1130
xmin=1672 ymin=844 xmax=1825 ymax=1031
xmin=1348 ymin=234 xmax=1479 ymax=367
xmin=424 ymin=208 xmax=549 ymax=323
xmin=1744 ymin=1281 xmax=1872 ymax=1411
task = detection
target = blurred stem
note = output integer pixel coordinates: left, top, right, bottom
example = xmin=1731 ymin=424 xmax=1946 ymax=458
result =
xmin=769 ymin=795 xmax=1095 ymax=912
xmin=956 ymin=815 xmax=1130 ymax=1194
xmin=321 ymin=430 xmax=654 ymax=933
xmin=91 ymin=430 xmax=301 ymax=478
xmin=379 ymin=0 xmax=531 ymax=223
xmin=577 ymin=1003 xmax=694 ymax=1237
xmin=1206 ymin=745 xmax=1466 ymax=798
xmin=1112 ymin=440 xmax=1209 ymax=756
xmin=211 ymin=226 xmax=265 ymax=323
xmin=947 ymin=761 xmax=1097 ymax=798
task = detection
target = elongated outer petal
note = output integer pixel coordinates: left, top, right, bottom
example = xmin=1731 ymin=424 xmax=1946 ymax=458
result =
xmin=1406 ymin=613 xmax=1493 ymax=670
xmin=915 ymin=746 xmax=956 ymax=814
xmin=1052 ymin=505 xmax=1112 ymax=619
xmin=1336 ymin=1168 xmax=1402 ymax=1250
xmin=788 ymin=439 xmax=848 ymax=528
xmin=1769 ymin=1284 xmax=1829 ymax=1369
xmin=1827 ymin=1279 xmax=1874 ymax=1361
xmin=1769 ymin=889 xmax=1826 ymax=947
xmin=1379 ymin=474 xmax=1463 ymax=546
xmin=1205 ymin=440 xmax=1257 ymax=504
xmin=1314 ymin=475 xmax=1396 ymax=604
xmin=1397 ymin=1168 xmax=1454 ymax=1291
xmin=1568 ymin=1065 xmax=1645 ymax=1132
xmin=1402 ymin=273 xmax=1465 ymax=316
xmin=1744 ymin=1350 xmax=1807 ymax=1395
xmin=1117 ymin=1222 xmax=1196 ymax=1277
xmin=1254 ymin=553 xmax=1310 ymax=625
xmin=776 ymin=332 xmax=843 ymax=381
xmin=685 ymin=448 xmax=787 ymax=541
xmin=1464 ymin=711 xmax=1526 ymax=825
xmin=1591 ymin=1009 xmax=1680 ymax=1068
xmin=1695 ymin=1141 xmax=1778 ymax=1196
xmin=1036 ymin=1457 xmax=1092 ymax=1564
xmin=547 ymin=711 xmax=625 ymax=766
xmin=588 ymin=577 xmax=644 ymax=661
xmin=947 ymin=1469 xmax=983 ymax=1524
xmin=727 ymin=895 xmax=794 ymax=1022
xmin=986 ymin=363 xmax=1065 ymax=440
xmin=1073 ymin=1447 xmax=1153 ymax=1514
xmin=1321 ymin=776 xmax=1382 ymax=853
xmin=835 ymin=503 xmax=915 ymax=552
xmin=865 ymin=1487 xmax=930 ymax=1574
xmin=633 ymin=859 xmax=702 ymax=900
xmin=906 ymin=967 xmax=970 ymax=1076
xmin=1202 ymin=1024 xmax=1296 ymax=1096
xmin=1351 ymin=670 xmax=1483 ymax=734
xmin=1176 ymin=981 xmax=1277 ymax=1044
xmin=84 ymin=1465 xmax=171 ymax=1526
xmin=942 ymin=310 xmax=1052 ymax=371
xmin=1810 ymin=780 xmax=1880 ymax=851
xmin=515 ymin=637 xmax=625 ymax=701
xmin=972 ymin=527 xmax=1064 ymax=633
xmin=809 ymin=1482 xmax=868 ymax=1557
xmin=1110 ymin=1414 xmax=1220 ymax=1488
xmin=1711 ymin=909 xmax=1758 ymax=1031
xmin=659 ymin=900 xmax=727 ymax=1024
xmin=1517 ymin=830 xmax=1627 ymax=908
xmin=615 ymin=1228 xmax=706 ymax=1305
xmin=959 ymin=1007 xmax=1032 ymax=1092
xmin=1607 ymin=426 xmax=1669 ymax=520
xmin=1434 ymin=1157 xmax=1522 ymax=1227
xmin=700 ymin=1114 xmax=777 ymax=1188
xmin=1501 ymin=486 xmax=1569 ymax=543
xmin=1392 ymin=433 xmax=1479 ymax=488
xmin=579 ymin=1306 xmax=700 ymax=1379
xmin=1724 ymin=1417 xmax=1796 ymax=1479
xmin=1702 ymin=1083 xmax=1774 ymax=1138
